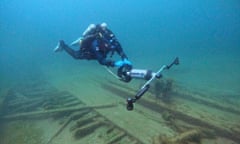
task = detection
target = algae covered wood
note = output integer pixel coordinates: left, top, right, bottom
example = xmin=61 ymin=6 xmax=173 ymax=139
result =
xmin=1 ymin=104 xmax=116 ymax=120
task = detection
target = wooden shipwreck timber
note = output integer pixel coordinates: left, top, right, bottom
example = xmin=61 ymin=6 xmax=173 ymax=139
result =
xmin=0 ymin=79 xmax=239 ymax=144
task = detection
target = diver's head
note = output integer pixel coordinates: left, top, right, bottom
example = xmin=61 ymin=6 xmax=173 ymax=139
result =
xmin=95 ymin=22 xmax=107 ymax=32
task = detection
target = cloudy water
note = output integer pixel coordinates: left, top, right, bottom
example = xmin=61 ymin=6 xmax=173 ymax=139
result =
xmin=0 ymin=1 xmax=240 ymax=144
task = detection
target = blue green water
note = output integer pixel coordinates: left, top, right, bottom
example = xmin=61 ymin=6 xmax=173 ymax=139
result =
xmin=0 ymin=1 xmax=240 ymax=143
xmin=1 ymin=0 xmax=239 ymax=95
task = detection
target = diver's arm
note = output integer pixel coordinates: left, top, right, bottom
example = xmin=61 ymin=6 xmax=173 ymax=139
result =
xmin=115 ymin=44 xmax=128 ymax=60
xmin=104 ymin=29 xmax=128 ymax=59
xmin=94 ymin=50 xmax=115 ymax=67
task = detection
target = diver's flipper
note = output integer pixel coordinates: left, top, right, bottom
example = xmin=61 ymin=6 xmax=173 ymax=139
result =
xmin=54 ymin=41 xmax=63 ymax=52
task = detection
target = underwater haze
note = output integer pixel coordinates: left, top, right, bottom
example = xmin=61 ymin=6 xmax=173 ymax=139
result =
xmin=1 ymin=0 xmax=240 ymax=95
xmin=1 ymin=0 xmax=240 ymax=144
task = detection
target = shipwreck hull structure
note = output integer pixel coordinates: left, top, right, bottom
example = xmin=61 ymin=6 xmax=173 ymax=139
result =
xmin=0 ymin=79 xmax=239 ymax=144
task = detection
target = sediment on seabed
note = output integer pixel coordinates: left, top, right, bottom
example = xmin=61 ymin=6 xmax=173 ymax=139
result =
xmin=0 ymin=79 xmax=239 ymax=144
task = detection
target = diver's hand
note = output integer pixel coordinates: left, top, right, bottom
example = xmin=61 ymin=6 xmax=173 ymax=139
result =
xmin=114 ymin=60 xmax=125 ymax=67
xmin=114 ymin=59 xmax=132 ymax=67
xmin=123 ymin=58 xmax=132 ymax=66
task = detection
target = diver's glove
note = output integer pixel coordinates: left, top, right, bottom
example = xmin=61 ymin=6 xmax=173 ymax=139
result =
xmin=114 ymin=59 xmax=132 ymax=67
xmin=114 ymin=60 xmax=125 ymax=67
xmin=123 ymin=58 xmax=132 ymax=66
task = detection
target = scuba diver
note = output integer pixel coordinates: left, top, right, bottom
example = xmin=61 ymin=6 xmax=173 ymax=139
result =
xmin=54 ymin=22 xmax=132 ymax=68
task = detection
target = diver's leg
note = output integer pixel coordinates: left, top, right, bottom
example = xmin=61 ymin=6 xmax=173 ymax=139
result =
xmin=55 ymin=40 xmax=84 ymax=59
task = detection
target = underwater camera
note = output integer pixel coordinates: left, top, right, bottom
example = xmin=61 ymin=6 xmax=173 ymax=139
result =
xmin=118 ymin=57 xmax=179 ymax=111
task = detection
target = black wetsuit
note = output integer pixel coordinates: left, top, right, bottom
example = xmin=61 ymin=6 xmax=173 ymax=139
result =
xmin=61 ymin=25 xmax=127 ymax=67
